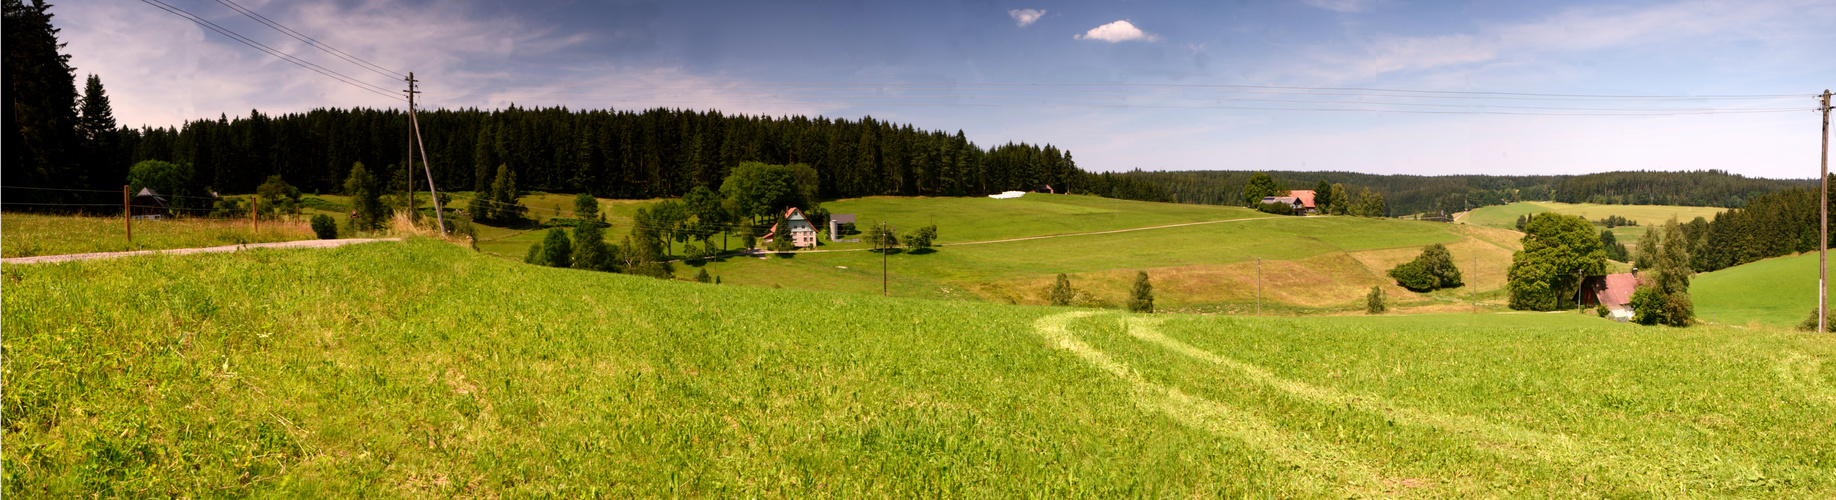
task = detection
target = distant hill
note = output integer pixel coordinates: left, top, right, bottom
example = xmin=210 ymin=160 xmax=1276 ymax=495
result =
xmin=1118 ymin=169 xmax=1814 ymax=216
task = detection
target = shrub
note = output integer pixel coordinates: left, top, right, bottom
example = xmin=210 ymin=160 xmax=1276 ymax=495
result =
xmin=1045 ymin=273 xmax=1075 ymax=306
xmin=310 ymin=214 xmax=338 ymax=239
xmin=1597 ymin=304 xmax=1609 ymax=318
xmin=539 ymin=228 xmax=572 ymax=268
xmin=1796 ymin=309 xmax=1833 ymax=332
xmin=1366 ymin=286 xmax=1387 ymax=314
xmin=694 ymin=268 xmax=712 ymax=283
xmin=1389 ymin=244 xmax=1463 ymax=292
xmin=1257 ymin=202 xmax=1296 ymax=216
xmin=1126 ymin=271 xmax=1154 ymax=313
xmin=1387 ymin=262 xmax=1437 ymax=291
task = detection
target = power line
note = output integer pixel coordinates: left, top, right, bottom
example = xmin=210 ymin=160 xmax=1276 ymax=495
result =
xmin=432 ymin=80 xmax=1807 ymax=101
xmin=139 ymin=0 xmax=403 ymax=101
xmin=417 ymin=94 xmax=1809 ymax=116
xmin=210 ymin=0 xmax=406 ymax=80
xmin=418 ymin=90 xmax=1804 ymax=113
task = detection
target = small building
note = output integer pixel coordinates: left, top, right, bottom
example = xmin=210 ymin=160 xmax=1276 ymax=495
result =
xmin=1287 ymin=190 xmax=1318 ymax=213
xmin=829 ymin=213 xmax=856 ymax=241
xmin=1259 ymin=196 xmax=1305 ymax=212
xmin=1033 ymin=184 xmax=1056 ymax=194
xmin=1581 ymin=272 xmax=1638 ymax=322
xmin=763 ymin=207 xmax=820 ymax=248
xmin=130 ymin=187 xmax=171 ymax=219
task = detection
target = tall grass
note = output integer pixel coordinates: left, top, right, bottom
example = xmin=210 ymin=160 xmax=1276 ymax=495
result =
xmin=5 ymin=239 xmax=1832 ymax=497
xmin=0 ymin=214 xmax=315 ymax=258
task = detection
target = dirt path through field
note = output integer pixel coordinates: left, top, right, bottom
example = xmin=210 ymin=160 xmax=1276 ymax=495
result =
xmin=0 ymin=238 xmax=400 ymax=265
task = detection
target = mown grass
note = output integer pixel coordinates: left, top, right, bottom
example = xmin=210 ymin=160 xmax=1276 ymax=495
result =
xmin=1468 ymin=202 xmax=1726 ymax=230
xmin=4 ymin=240 xmax=1833 ymax=497
xmin=0 ymin=214 xmax=315 ymax=258
xmin=1694 ymin=252 xmax=1833 ymax=328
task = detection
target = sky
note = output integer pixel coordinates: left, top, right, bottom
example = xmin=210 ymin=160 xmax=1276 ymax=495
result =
xmin=55 ymin=0 xmax=1836 ymax=179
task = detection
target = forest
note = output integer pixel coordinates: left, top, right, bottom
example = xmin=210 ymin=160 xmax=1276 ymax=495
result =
xmin=1118 ymin=169 xmax=1814 ymax=216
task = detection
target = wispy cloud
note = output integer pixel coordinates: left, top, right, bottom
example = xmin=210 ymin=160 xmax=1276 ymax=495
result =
xmin=1008 ymin=9 xmax=1045 ymax=27
xmin=1075 ymin=20 xmax=1160 ymax=43
xmin=1296 ymin=0 xmax=1829 ymax=82
xmin=1300 ymin=0 xmax=1379 ymax=13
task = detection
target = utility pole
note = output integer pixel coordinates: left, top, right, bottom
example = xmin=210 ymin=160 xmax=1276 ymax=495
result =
xmin=405 ymin=72 xmax=447 ymax=234
xmin=1819 ymin=89 xmax=1831 ymax=333
xmin=1256 ymin=257 xmax=1263 ymax=316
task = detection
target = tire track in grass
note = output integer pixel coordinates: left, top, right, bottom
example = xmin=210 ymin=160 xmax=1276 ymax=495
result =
xmin=1122 ymin=315 xmax=1759 ymax=493
xmin=1032 ymin=312 xmax=1387 ymax=497
xmin=1775 ymin=352 xmax=1835 ymax=407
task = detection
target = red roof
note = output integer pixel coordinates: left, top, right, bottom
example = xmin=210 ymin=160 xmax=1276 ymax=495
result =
xmin=1288 ymin=190 xmax=1317 ymax=209
xmin=1584 ymin=273 xmax=1638 ymax=308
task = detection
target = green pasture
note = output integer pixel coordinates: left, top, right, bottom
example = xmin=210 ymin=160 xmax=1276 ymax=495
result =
xmin=1694 ymin=252 xmax=1831 ymax=328
xmin=5 ymin=239 xmax=1833 ymax=497
xmin=0 ymin=214 xmax=316 ymax=258
xmin=1467 ymin=202 xmax=1725 ymax=230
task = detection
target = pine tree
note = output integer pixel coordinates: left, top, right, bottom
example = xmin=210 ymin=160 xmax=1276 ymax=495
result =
xmin=571 ymin=222 xmax=609 ymax=271
xmin=4 ymin=0 xmax=81 ymax=195
xmin=344 ymin=162 xmax=383 ymax=231
xmin=1126 ymin=271 xmax=1154 ymax=313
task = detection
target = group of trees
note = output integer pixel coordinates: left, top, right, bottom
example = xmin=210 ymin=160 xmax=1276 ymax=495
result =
xmin=1238 ymin=172 xmax=1387 ymax=216
xmin=1043 ymin=272 xmax=1154 ymax=313
xmin=1116 ymin=169 xmax=1814 ymax=218
xmin=1595 ymin=215 xmax=1637 ymax=228
xmin=1508 ymin=212 xmax=1698 ymax=326
xmin=1628 ymin=221 xmax=1695 ymax=326
xmin=1686 ymin=187 xmax=1831 ymax=273
xmin=4 ymin=0 xmax=127 ymax=205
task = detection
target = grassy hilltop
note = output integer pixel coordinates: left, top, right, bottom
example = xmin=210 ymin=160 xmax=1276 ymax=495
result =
xmin=5 ymin=239 xmax=1834 ymax=497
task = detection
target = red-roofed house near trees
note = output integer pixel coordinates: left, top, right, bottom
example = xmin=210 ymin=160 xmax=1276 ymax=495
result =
xmin=1287 ymin=190 xmax=1318 ymax=214
xmin=1581 ymin=272 xmax=1638 ymax=322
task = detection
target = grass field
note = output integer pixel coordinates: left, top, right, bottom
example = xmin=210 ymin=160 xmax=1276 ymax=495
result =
xmin=1465 ymin=202 xmax=1727 ymax=257
xmin=683 ymin=196 xmax=1519 ymax=313
xmin=5 ymin=239 xmax=1833 ymax=497
xmin=1694 ymin=252 xmax=1833 ymax=329
xmin=0 ymin=214 xmax=315 ymax=258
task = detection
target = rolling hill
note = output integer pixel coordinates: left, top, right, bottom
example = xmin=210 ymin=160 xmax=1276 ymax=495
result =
xmin=5 ymin=238 xmax=1832 ymax=497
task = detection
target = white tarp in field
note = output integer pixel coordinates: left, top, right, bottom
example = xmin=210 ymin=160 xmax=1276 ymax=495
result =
xmin=988 ymin=191 xmax=1027 ymax=199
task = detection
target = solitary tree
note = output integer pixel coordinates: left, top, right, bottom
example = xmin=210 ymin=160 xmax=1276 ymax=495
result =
xmin=1046 ymin=273 xmax=1076 ymax=306
xmin=902 ymin=224 xmax=939 ymax=251
xmin=1242 ymin=172 xmax=1283 ymax=206
xmin=1388 ymin=243 xmax=1464 ymax=291
xmin=1127 ymin=271 xmax=1154 ymax=313
xmin=344 ymin=162 xmax=384 ymax=231
xmin=867 ymin=223 xmax=900 ymax=253
xmin=538 ymin=228 xmax=572 ymax=268
xmin=1366 ymin=286 xmax=1387 ymax=314
xmin=1631 ymin=219 xmax=1695 ymax=326
xmin=571 ymin=221 xmax=611 ymax=272
xmin=1507 ymin=213 xmax=1607 ymax=311
xmin=573 ymin=192 xmax=599 ymax=220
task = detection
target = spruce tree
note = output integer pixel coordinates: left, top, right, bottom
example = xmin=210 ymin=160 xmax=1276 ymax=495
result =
xmin=1126 ymin=271 xmax=1154 ymax=313
xmin=1366 ymin=286 xmax=1387 ymax=314
xmin=571 ymin=222 xmax=609 ymax=271
xmin=344 ymin=162 xmax=383 ymax=231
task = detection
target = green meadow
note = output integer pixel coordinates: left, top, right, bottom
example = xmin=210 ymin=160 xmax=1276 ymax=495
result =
xmin=1466 ymin=201 xmax=1727 ymax=252
xmin=1694 ymin=252 xmax=1834 ymax=329
xmin=5 ymin=239 xmax=1833 ymax=497
xmin=0 ymin=214 xmax=315 ymax=258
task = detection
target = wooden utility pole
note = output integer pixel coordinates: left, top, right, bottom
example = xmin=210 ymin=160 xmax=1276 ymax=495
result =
xmin=404 ymin=72 xmax=447 ymax=234
xmin=252 ymin=195 xmax=259 ymax=232
xmin=1819 ymin=90 xmax=1831 ymax=333
xmin=123 ymin=185 xmax=131 ymax=242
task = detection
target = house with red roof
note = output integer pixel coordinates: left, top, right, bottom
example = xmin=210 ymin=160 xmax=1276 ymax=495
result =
xmin=1581 ymin=272 xmax=1638 ymax=322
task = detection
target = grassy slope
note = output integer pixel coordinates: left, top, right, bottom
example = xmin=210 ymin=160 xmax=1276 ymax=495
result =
xmin=4 ymin=240 xmax=1833 ymax=497
xmin=1466 ymin=202 xmax=1726 ymax=252
xmin=0 ymin=215 xmax=316 ymax=258
xmin=689 ymin=201 xmax=1514 ymax=312
xmin=1694 ymin=252 xmax=1834 ymax=328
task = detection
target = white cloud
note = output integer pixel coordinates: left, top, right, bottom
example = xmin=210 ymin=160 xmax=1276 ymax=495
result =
xmin=1075 ymin=20 xmax=1160 ymax=43
xmin=1008 ymin=9 xmax=1045 ymax=27
xmin=1300 ymin=0 xmax=1379 ymax=13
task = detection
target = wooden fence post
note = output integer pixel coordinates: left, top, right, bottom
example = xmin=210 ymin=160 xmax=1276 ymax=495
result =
xmin=123 ymin=185 xmax=132 ymax=242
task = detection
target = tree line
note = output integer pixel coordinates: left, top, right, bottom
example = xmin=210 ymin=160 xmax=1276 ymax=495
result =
xmin=1115 ymin=169 xmax=1814 ymax=217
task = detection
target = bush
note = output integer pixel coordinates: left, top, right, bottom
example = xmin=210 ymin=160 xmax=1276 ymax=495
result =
xmin=1257 ymin=202 xmax=1296 ymax=216
xmin=538 ymin=228 xmax=572 ymax=268
xmin=1045 ymin=273 xmax=1075 ymax=306
xmin=694 ymin=268 xmax=712 ymax=283
xmin=1389 ymin=244 xmax=1463 ymax=292
xmin=1126 ymin=271 xmax=1154 ymax=313
xmin=1797 ymin=309 xmax=1833 ymax=332
xmin=1597 ymin=304 xmax=1609 ymax=318
xmin=310 ymin=214 xmax=338 ymax=239
xmin=1366 ymin=286 xmax=1387 ymax=314
xmin=1387 ymin=262 xmax=1437 ymax=291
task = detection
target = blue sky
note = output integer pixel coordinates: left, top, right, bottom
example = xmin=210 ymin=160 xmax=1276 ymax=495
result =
xmin=59 ymin=0 xmax=1835 ymax=178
